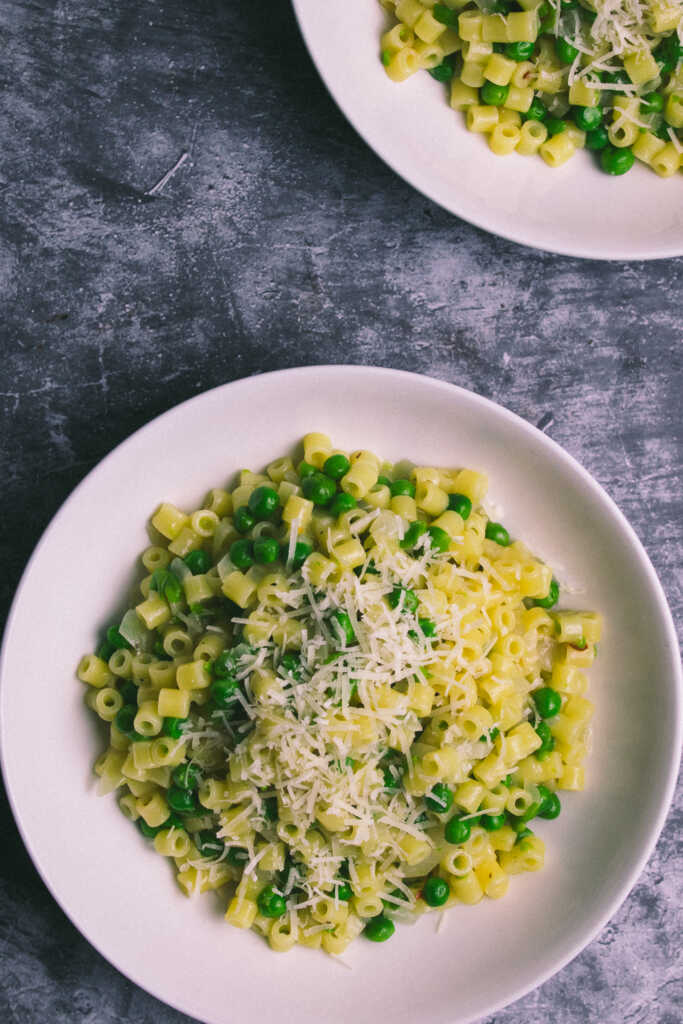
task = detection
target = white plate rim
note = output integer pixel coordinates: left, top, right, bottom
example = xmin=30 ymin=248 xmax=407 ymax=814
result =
xmin=290 ymin=1 xmax=683 ymax=261
xmin=1 ymin=364 xmax=681 ymax=1024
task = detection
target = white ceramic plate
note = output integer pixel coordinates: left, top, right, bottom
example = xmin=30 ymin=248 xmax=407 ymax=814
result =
xmin=1 ymin=366 xmax=680 ymax=1024
xmin=291 ymin=1 xmax=683 ymax=260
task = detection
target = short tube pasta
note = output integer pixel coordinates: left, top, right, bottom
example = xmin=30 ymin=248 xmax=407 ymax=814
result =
xmin=78 ymin=435 xmax=599 ymax=955
xmin=376 ymin=0 xmax=681 ymax=177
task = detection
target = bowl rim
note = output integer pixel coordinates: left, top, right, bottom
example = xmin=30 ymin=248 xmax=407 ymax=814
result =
xmin=1 ymin=364 xmax=681 ymax=1024
xmin=290 ymin=0 xmax=683 ymax=262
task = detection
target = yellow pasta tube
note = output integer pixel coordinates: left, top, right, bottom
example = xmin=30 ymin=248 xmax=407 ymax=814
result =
xmin=467 ymin=104 xmax=500 ymax=132
xmin=77 ymin=654 xmax=113 ymax=688
xmin=489 ymin=123 xmax=521 ymax=154
xmin=540 ymin=132 xmax=576 ymax=167
xmin=450 ymin=79 xmax=480 ymax=109
xmin=651 ymin=143 xmax=680 ymax=177
xmin=151 ymin=502 xmax=188 ymax=540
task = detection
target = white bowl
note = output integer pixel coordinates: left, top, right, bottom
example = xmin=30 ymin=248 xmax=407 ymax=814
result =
xmin=291 ymin=0 xmax=683 ymax=260
xmin=1 ymin=366 xmax=680 ymax=1024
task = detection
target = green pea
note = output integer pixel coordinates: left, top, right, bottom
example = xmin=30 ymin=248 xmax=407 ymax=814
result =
xmin=302 ymin=472 xmax=336 ymax=506
xmin=533 ymin=686 xmax=562 ymax=719
xmin=210 ymin=678 xmax=239 ymax=711
xmin=323 ymin=453 xmax=351 ymax=480
xmin=432 ymin=2 xmax=458 ymax=25
xmin=534 ymin=720 xmax=555 ymax=759
xmin=555 ymin=37 xmax=579 ymax=64
xmin=382 ymin=888 xmax=409 ymax=915
xmin=162 ymin=716 xmax=187 ymax=739
xmin=425 ymin=783 xmax=453 ymax=814
xmin=213 ymin=649 xmax=237 ymax=677
xmin=585 ymin=126 xmax=609 ymax=150
xmin=538 ymin=789 xmax=561 ymax=819
xmin=290 ymin=540 xmax=313 ymax=569
xmin=515 ymin=827 xmax=533 ymax=842
xmin=171 ymin=762 xmax=201 ymax=790
xmin=229 ymin=538 xmax=254 ymax=570
xmin=196 ymin=831 xmax=225 ymax=859
xmin=427 ymin=525 xmax=450 ymax=553
xmin=114 ymin=704 xmax=138 ymax=738
xmin=532 ymin=577 xmax=559 ymax=609
xmin=480 ymin=81 xmax=509 ymax=106
xmin=106 ymin=625 xmax=133 ymax=651
xmin=167 ymin=786 xmax=198 ymax=815
xmin=485 ymin=521 xmax=510 ymax=546
xmin=138 ymin=818 xmax=167 ymax=839
xmin=336 ymin=882 xmax=353 ymax=901
xmin=364 ymin=914 xmax=395 ymax=942
xmin=119 ymin=681 xmax=138 ymax=705
xmin=505 ymin=41 xmax=535 ymax=61
xmin=297 ymin=460 xmax=317 ymax=480
xmin=248 ymin=486 xmax=280 ymax=521
xmin=525 ymin=97 xmax=547 ymax=122
xmin=600 ymin=145 xmax=634 ymax=175
xmin=546 ymin=117 xmax=568 ymax=136
xmin=652 ymin=120 xmax=671 ymax=141
xmin=640 ymin=92 xmax=664 ymax=115
xmin=149 ymin=568 xmax=183 ymax=604
xmin=444 ymin=816 xmax=471 ymax=845
xmin=329 ymin=491 xmax=357 ymax=517
xmin=381 ymin=49 xmax=391 ymax=67
xmin=263 ymin=796 xmax=279 ymax=821
xmin=233 ymin=506 xmax=255 ymax=534
xmin=376 ymin=475 xmax=392 ymax=487
xmin=280 ymin=653 xmax=302 ymax=680
xmin=390 ymin=479 xmax=415 ymax=498
xmin=253 ymin=537 xmax=280 ymax=564
xmin=400 ymin=520 xmax=428 ymax=550
xmin=573 ymin=106 xmax=602 ymax=132
xmin=184 ymin=549 xmax=210 ymax=575
xmin=97 ymin=640 xmax=115 ymax=661
xmin=481 ymin=812 xmax=507 ymax=831
xmin=422 ymin=877 xmax=450 ymax=907
xmin=602 ymin=70 xmax=630 ymax=87
xmin=388 ymin=586 xmax=419 ymax=613
xmin=447 ymin=493 xmax=472 ymax=519
xmin=332 ymin=610 xmax=356 ymax=647
xmin=226 ymin=846 xmax=249 ymax=867
xmin=429 ymin=62 xmax=454 ymax=83
xmin=257 ymin=884 xmax=287 ymax=918
xmin=655 ymin=35 xmax=682 ymax=75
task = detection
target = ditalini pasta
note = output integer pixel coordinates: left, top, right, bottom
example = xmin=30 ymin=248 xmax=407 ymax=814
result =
xmin=78 ymin=436 xmax=601 ymax=953
xmin=378 ymin=0 xmax=682 ymax=176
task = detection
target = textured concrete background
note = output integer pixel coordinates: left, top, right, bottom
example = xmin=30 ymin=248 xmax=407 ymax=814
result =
xmin=1 ymin=0 xmax=681 ymax=1022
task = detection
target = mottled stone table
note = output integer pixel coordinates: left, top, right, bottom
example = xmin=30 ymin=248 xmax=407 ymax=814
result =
xmin=1 ymin=1 xmax=681 ymax=1022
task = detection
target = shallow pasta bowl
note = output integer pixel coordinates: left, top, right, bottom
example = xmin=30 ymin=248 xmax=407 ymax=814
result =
xmin=291 ymin=0 xmax=683 ymax=259
xmin=1 ymin=365 xmax=680 ymax=1024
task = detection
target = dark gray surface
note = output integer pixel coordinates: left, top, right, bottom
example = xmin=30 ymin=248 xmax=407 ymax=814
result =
xmin=1 ymin=1 xmax=681 ymax=1022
